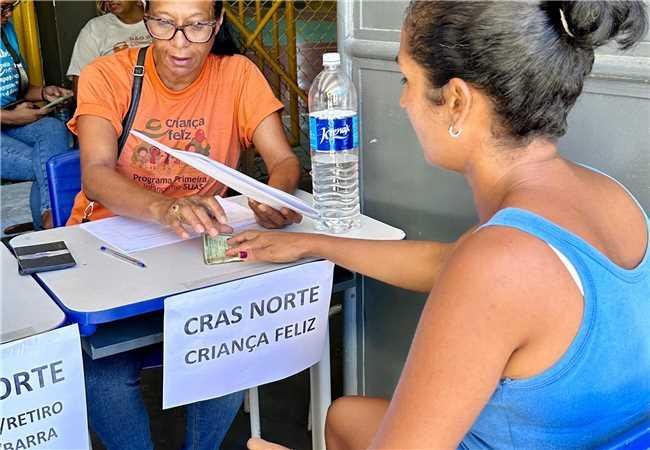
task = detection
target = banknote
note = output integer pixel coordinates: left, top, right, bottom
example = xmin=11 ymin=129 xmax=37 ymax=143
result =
xmin=202 ymin=234 xmax=243 ymax=265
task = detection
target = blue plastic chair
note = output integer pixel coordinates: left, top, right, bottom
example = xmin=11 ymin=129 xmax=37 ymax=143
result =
xmin=596 ymin=419 xmax=650 ymax=450
xmin=46 ymin=149 xmax=81 ymax=228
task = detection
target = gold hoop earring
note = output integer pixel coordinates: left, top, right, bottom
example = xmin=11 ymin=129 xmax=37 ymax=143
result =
xmin=448 ymin=125 xmax=462 ymax=139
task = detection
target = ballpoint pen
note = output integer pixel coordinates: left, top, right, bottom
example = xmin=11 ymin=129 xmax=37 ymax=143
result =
xmin=99 ymin=246 xmax=146 ymax=268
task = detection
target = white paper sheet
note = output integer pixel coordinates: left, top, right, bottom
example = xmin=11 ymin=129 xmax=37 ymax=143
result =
xmin=80 ymin=197 xmax=257 ymax=253
xmin=130 ymin=130 xmax=319 ymax=218
xmin=218 ymin=197 xmax=257 ymax=229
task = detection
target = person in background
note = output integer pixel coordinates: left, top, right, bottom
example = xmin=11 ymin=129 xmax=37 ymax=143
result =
xmin=67 ymin=0 xmax=151 ymax=94
xmin=230 ymin=1 xmax=650 ymax=449
xmin=69 ymin=0 xmax=302 ymax=448
xmin=1 ymin=0 xmax=73 ymax=232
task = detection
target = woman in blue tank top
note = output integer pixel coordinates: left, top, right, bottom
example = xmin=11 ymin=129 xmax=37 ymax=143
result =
xmin=229 ymin=2 xmax=650 ymax=449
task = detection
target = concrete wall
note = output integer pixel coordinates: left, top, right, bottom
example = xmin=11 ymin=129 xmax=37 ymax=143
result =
xmin=36 ymin=1 xmax=98 ymax=87
xmin=340 ymin=0 xmax=650 ymax=397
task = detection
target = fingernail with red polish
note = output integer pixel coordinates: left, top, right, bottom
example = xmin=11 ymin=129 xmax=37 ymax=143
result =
xmin=239 ymin=251 xmax=248 ymax=259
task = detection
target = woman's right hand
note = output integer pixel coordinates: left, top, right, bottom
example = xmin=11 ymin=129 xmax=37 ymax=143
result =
xmin=2 ymin=102 xmax=47 ymax=125
xmin=226 ymin=230 xmax=317 ymax=263
xmin=155 ymin=195 xmax=234 ymax=239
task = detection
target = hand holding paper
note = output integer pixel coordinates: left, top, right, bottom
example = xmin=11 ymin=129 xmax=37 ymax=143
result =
xmin=247 ymin=198 xmax=302 ymax=229
xmin=130 ymin=130 xmax=318 ymax=219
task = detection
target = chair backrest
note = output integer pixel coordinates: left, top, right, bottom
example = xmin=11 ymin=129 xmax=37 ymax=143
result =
xmin=596 ymin=419 xmax=650 ymax=450
xmin=46 ymin=150 xmax=81 ymax=228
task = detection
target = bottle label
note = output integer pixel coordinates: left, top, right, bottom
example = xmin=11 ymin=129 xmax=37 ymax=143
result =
xmin=309 ymin=115 xmax=359 ymax=152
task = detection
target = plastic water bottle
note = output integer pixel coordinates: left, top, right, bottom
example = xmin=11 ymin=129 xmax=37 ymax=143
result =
xmin=308 ymin=52 xmax=360 ymax=233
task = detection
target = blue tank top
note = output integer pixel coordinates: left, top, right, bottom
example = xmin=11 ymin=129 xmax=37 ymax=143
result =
xmin=460 ymin=195 xmax=650 ymax=448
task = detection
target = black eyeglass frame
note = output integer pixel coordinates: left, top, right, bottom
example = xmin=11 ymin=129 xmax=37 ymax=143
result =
xmin=0 ymin=0 xmax=22 ymax=15
xmin=143 ymin=15 xmax=218 ymax=44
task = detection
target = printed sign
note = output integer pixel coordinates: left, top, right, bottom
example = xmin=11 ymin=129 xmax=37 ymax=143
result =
xmin=0 ymin=325 xmax=89 ymax=450
xmin=163 ymin=260 xmax=335 ymax=409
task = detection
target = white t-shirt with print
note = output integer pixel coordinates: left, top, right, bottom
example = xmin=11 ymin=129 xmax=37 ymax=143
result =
xmin=67 ymin=13 xmax=152 ymax=77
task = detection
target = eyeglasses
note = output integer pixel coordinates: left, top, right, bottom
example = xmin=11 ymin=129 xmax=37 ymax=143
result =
xmin=0 ymin=0 xmax=21 ymax=16
xmin=144 ymin=15 xmax=217 ymax=44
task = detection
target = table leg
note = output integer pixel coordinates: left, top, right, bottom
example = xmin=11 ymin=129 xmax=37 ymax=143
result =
xmin=310 ymin=327 xmax=331 ymax=450
xmin=78 ymin=323 xmax=97 ymax=336
xmin=343 ymin=286 xmax=358 ymax=396
xmin=248 ymin=386 xmax=261 ymax=438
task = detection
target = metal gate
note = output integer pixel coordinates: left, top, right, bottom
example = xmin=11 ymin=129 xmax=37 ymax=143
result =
xmin=225 ymin=0 xmax=337 ymax=181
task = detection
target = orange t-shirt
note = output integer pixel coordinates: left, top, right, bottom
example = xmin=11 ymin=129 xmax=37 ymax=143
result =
xmin=66 ymin=47 xmax=283 ymax=225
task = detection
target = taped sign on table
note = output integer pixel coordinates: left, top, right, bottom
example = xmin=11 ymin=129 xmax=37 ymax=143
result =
xmin=163 ymin=260 xmax=335 ymax=409
xmin=0 ymin=324 xmax=89 ymax=450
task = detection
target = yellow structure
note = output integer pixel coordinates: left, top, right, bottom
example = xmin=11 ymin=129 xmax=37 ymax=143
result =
xmin=10 ymin=0 xmax=43 ymax=86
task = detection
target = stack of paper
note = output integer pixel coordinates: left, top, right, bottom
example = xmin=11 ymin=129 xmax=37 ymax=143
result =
xmin=130 ymin=130 xmax=318 ymax=219
xmin=214 ymin=197 xmax=255 ymax=228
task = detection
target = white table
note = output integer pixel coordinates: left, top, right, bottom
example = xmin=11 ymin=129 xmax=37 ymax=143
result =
xmin=10 ymin=194 xmax=404 ymax=449
xmin=9 ymin=194 xmax=403 ymax=333
xmin=0 ymin=244 xmax=65 ymax=344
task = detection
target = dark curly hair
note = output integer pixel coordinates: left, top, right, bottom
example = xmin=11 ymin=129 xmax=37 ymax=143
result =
xmin=404 ymin=1 xmax=648 ymax=145
xmin=144 ymin=0 xmax=239 ymax=56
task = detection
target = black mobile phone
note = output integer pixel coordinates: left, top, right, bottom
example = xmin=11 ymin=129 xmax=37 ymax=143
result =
xmin=43 ymin=94 xmax=73 ymax=110
xmin=2 ymin=99 xmax=25 ymax=110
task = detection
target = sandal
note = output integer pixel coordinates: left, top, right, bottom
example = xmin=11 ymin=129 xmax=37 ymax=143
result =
xmin=3 ymin=221 xmax=35 ymax=235
xmin=42 ymin=210 xmax=53 ymax=229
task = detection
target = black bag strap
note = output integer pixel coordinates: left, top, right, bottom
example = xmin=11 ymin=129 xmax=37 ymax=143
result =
xmin=1 ymin=28 xmax=29 ymax=99
xmin=82 ymin=46 xmax=147 ymax=222
xmin=117 ymin=46 xmax=147 ymax=155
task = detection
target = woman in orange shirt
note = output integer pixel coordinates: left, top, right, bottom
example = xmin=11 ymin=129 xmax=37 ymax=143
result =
xmin=70 ymin=1 xmax=302 ymax=448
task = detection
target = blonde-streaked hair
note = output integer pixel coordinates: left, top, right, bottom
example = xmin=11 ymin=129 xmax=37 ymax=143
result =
xmin=96 ymin=0 xmax=109 ymax=14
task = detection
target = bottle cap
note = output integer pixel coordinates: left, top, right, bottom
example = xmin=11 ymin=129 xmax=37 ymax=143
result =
xmin=323 ymin=52 xmax=341 ymax=66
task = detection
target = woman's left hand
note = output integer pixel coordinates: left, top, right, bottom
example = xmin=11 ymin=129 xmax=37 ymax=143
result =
xmin=42 ymin=85 xmax=73 ymax=103
xmin=248 ymin=198 xmax=302 ymax=229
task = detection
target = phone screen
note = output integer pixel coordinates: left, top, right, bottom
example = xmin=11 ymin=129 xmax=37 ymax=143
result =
xmin=2 ymin=99 xmax=24 ymax=110
xmin=43 ymin=95 xmax=73 ymax=110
